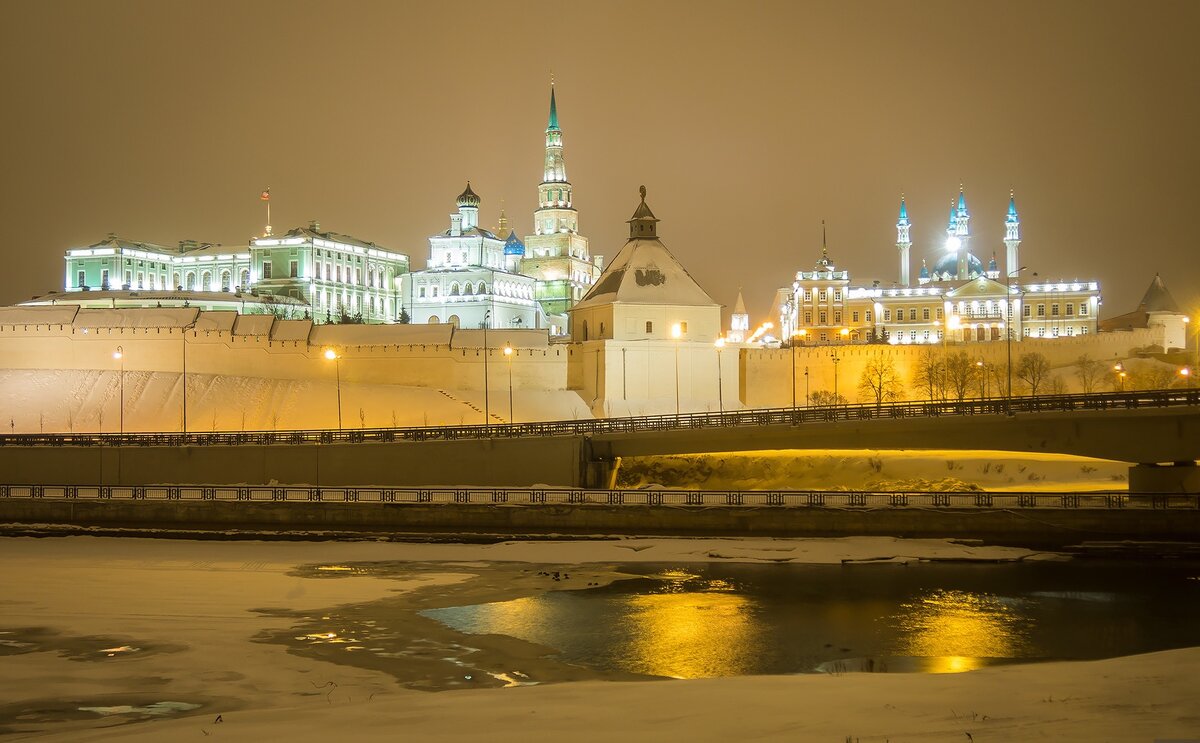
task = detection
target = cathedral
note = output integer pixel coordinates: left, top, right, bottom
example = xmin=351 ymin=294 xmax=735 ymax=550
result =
xmin=403 ymin=86 xmax=603 ymax=334
xmin=776 ymin=189 xmax=1102 ymax=345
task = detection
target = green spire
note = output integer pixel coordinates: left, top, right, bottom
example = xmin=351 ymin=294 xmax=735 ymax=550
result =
xmin=548 ymin=86 xmax=559 ymax=131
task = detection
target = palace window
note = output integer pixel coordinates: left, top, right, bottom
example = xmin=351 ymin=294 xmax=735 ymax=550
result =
xmin=418 ymin=287 xmax=426 ymax=298
xmin=852 ymin=311 xmax=859 ymax=323
xmin=804 ymin=291 xmax=812 ymax=302
xmin=1079 ymin=303 xmax=1089 ymax=316
xmin=680 ymin=322 xmax=688 ymax=333
xmin=431 ymin=286 xmax=439 ymax=297
xmin=1066 ymin=303 xmax=1075 ymax=316
xmin=1052 ymin=326 xmax=1060 ymax=337
xmin=804 ymin=312 xmax=812 ymax=324
xmin=1037 ymin=327 xmax=1045 ymax=337
xmin=101 ymin=269 xmax=109 ymax=288
xmin=883 ymin=309 xmax=891 ymax=322
xmin=262 ymin=262 xmax=272 ymax=280
xmin=645 ymin=321 xmax=653 ymax=333
xmin=922 ymin=307 xmax=930 ymax=321
xmin=1024 ymin=304 xmax=1032 ymax=318
xmin=289 ymin=261 xmax=298 ymax=278
xmin=76 ymin=270 xmax=85 ymax=287
xmin=909 ymin=309 xmax=917 ymax=321
xmin=834 ymin=311 xmax=842 ymax=323
xmin=865 ymin=311 xmax=873 ymax=322
xmin=240 ymin=269 xmax=249 ymax=287
xmin=936 ymin=307 xmax=944 ymax=320
xmin=1081 ymin=326 xmax=1088 ymax=334
xmin=1024 ymin=327 xmax=1031 ymax=336
xmin=923 ymin=330 xmax=930 ymax=340
xmin=124 ymin=271 xmax=131 ymax=287
xmin=818 ymin=291 xmax=827 ymax=303
xmin=819 ymin=311 xmax=827 ymax=324
xmin=1036 ymin=303 xmax=1045 ymax=317
xmin=1051 ymin=303 xmax=1060 ymax=317
xmin=834 ymin=290 xmax=842 ymax=302
xmin=136 ymin=273 xmax=144 ymax=288
xmin=910 ymin=330 xmax=917 ymax=341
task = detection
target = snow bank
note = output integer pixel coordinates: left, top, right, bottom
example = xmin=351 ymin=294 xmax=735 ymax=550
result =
xmin=74 ymin=307 xmax=199 ymax=329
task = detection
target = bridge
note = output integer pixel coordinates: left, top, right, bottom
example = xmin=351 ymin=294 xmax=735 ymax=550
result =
xmin=0 ymin=391 xmax=1196 ymax=492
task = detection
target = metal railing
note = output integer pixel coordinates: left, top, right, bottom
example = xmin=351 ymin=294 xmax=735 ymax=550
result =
xmin=1 ymin=483 xmax=1196 ymax=510
xmin=0 ymin=389 xmax=1196 ymax=448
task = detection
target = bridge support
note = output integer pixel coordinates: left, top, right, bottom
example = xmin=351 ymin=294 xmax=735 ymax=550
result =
xmin=1129 ymin=461 xmax=1200 ymax=493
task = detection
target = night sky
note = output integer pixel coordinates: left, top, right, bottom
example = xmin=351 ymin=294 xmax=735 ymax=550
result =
xmin=1 ymin=0 xmax=1196 ymax=324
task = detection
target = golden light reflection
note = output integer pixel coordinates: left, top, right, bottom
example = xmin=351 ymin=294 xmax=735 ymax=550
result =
xmin=623 ymin=589 xmax=760 ymax=679
xmin=890 ymin=589 xmax=1028 ymax=673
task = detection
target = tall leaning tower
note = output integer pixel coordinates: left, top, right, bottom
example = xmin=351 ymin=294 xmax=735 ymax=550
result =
xmin=521 ymin=85 xmax=602 ymax=333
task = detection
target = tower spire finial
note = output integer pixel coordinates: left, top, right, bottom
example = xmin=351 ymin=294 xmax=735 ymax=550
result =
xmin=821 ymin=219 xmax=827 ymax=253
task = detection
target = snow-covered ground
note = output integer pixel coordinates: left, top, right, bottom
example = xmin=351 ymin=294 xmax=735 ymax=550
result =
xmin=1 ymin=536 xmax=1196 ymax=741
xmin=616 ymin=450 xmax=1129 ymax=493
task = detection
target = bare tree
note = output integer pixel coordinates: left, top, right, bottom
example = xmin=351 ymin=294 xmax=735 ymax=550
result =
xmin=943 ymin=351 xmax=978 ymax=401
xmin=1047 ymin=375 xmax=1068 ymax=395
xmin=1140 ymin=364 xmax=1178 ymax=391
xmin=911 ymin=348 xmax=946 ymax=401
xmin=810 ymin=390 xmax=848 ymax=406
xmin=358 ymin=407 xmax=366 ymax=429
xmin=390 ymin=410 xmax=398 ymax=428
xmin=1075 ymin=354 xmax=1103 ymax=394
xmin=1015 ymin=352 xmax=1051 ymax=396
xmin=857 ymin=353 xmax=905 ymax=406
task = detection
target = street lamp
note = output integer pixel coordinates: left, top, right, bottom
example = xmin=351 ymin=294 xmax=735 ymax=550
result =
xmin=324 ymin=348 xmax=342 ymax=430
xmin=1114 ymin=362 xmax=1126 ymax=392
xmin=839 ymin=327 xmax=850 ymax=344
xmin=482 ymin=309 xmax=491 ymax=430
xmin=113 ymin=346 xmax=124 ymax=434
xmin=714 ymin=338 xmax=725 ymax=414
xmin=503 ymin=344 xmax=514 ymax=423
xmin=830 ymin=350 xmax=841 ymax=405
xmin=1005 ymin=266 xmax=1028 ymax=407
xmin=804 ymin=365 xmax=810 ymax=407
xmin=976 ymin=359 xmax=986 ymax=399
xmin=671 ymin=322 xmax=682 ymax=416
xmin=1181 ymin=366 xmax=1191 ymax=389
xmin=180 ymin=318 xmax=197 ymax=434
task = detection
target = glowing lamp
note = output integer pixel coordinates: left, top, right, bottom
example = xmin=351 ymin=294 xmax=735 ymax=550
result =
xmin=945 ymin=236 xmax=962 ymax=252
xmin=503 ymin=345 xmax=513 ymax=357
xmin=671 ymin=323 xmax=682 ymax=339
xmin=323 ymin=349 xmax=337 ymax=361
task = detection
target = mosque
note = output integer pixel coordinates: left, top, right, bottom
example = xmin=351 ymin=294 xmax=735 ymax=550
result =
xmin=775 ymin=190 xmax=1104 ymax=346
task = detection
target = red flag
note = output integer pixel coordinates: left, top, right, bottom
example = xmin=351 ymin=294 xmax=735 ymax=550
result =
xmin=260 ymin=189 xmax=270 ymax=201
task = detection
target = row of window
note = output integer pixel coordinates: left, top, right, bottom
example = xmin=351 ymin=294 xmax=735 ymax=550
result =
xmin=1024 ymin=302 xmax=1089 ymax=318
xmin=802 ymin=310 xmax=876 ymax=325
xmin=1024 ymin=325 xmax=1089 ymax=337
xmin=801 ymin=289 xmax=844 ymax=303
xmin=86 ymin=269 xmax=250 ymax=292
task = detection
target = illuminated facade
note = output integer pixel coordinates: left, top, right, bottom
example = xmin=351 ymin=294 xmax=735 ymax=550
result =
xmin=403 ymin=184 xmax=543 ymax=330
xmin=64 ymin=234 xmax=250 ymax=295
xmin=520 ymin=86 xmax=603 ymax=330
xmin=778 ymin=189 xmax=1101 ymax=345
xmin=250 ymin=221 xmax=409 ymax=323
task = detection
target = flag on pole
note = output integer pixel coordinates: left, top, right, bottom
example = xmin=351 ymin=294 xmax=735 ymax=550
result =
xmin=260 ymin=188 xmax=271 ymax=201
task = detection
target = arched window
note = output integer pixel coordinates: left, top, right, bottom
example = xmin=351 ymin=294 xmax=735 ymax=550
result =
xmin=173 ymin=272 xmax=182 ymax=289
xmin=450 ymin=282 xmax=460 ymax=296
xmin=419 ymin=286 xmax=426 ymax=298
xmin=240 ymin=269 xmax=249 ymax=288
xmin=185 ymin=272 xmax=196 ymax=290
xmin=428 ymin=315 xmax=439 ymax=324
xmin=448 ymin=314 xmax=460 ymax=328
xmin=220 ymin=270 xmax=231 ymax=291
xmin=463 ymin=283 xmax=473 ymax=296
xmin=477 ymin=281 xmax=486 ymax=295
xmin=431 ymin=286 xmax=439 ymax=297
xmin=201 ymin=271 xmax=212 ymax=291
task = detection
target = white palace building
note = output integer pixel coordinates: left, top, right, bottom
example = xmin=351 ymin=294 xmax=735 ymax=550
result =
xmin=775 ymin=189 xmax=1103 ymax=346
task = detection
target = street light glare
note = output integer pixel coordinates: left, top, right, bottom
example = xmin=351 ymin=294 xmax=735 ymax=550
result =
xmin=714 ymin=338 xmax=726 ymax=348
xmin=112 ymin=351 xmax=122 ymax=360
xmin=945 ymin=235 xmax=962 ymax=252
xmin=323 ymin=348 xmax=337 ymax=360
xmin=671 ymin=323 xmax=682 ymax=339
xmin=503 ymin=345 xmax=513 ymax=356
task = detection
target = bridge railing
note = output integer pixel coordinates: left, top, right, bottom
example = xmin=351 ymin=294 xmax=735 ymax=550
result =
xmin=0 ymin=388 xmax=1195 ymax=448
xmin=2 ymin=484 xmax=1196 ymax=510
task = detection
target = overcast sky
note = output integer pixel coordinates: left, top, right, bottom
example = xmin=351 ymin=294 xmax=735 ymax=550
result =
xmin=1 ymin=0 xmax=1196 ymax=324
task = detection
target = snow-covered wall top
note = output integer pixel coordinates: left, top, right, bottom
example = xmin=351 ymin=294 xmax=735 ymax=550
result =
xmin=310 ymin=323 xmax=453 ymax=348
xmin=452 ymin=328 xmax=549 ymax=349
xmin=75 ymin=308 xmax=200 ymax=329
xmin=196 ymin=311 xmax=236 ymax=333
xmin=0 ymin=306 xmax=80 ymax=326
xmin=232 ymin=315 xmax=276 ymax=337
xmin=271 ymin=319 xmax=313 ymax=341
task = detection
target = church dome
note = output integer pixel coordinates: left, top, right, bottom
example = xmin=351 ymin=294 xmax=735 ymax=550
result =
xmin=932 ymin=252 xmax=984 ymax=280
xmin=503 ymin=231 xmax=525 ymax=256
xmin=456 ymin=182 xmax=480 ymax=209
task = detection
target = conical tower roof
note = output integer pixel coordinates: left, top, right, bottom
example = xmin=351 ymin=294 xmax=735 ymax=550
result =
xmin=1138 ymin=274 xmax=1182 ymax=313
xmin=573 ymin=187 xmax=716 ymax=311
xmin=734 ymin=289 xmax=747 ymax=315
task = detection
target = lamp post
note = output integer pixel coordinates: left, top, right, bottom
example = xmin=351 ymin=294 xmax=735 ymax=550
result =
xmin=804 ymin=365 xmax=810 ymax=407
xmin=1114 ymin=362 xmax=1126 ymax=392
xmin=113 ymin=346 xmax=124 ymax=434
xmin=1181 ymin=366 xmax=1192 ymax=390
xmin=714 ymin=338 xmax=725 ymax=414
xmin=1005 ymin=266 xmax=1028 ymax=408
xmin=792 ymin=329 xmax=807 ymax=415
xmin=840 ymin=327 xmax=850 ymax=344
xmin=671 ymin=322 xmax=682 ymax=416
xmin=324 ymin=348 xmax=342 ymax=429
xmin=976 ymin=359 xmax=986 ymax=399
xmin=482 ymin=309 xmax=491 ymax=430
xmin=503 ymin=344 xmax=514 ymax=423
xmin=180 ymin=318 xmax=197 ymax=434
xmin=830 ymin=350 xmax=841 ymax=405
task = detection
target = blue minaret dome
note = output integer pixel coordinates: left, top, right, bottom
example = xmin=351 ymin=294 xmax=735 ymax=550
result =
xmin=1007 ymin=191 xmax=1020 ymax=222
xmin=898 ymin=195 xmax=909 ymax=224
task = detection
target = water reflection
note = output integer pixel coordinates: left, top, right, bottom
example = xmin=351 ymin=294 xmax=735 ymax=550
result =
xmin=889 ymin=589 xmax=1031 ymax=672
xmin=623 ymin=590 xmax=759 ymax=678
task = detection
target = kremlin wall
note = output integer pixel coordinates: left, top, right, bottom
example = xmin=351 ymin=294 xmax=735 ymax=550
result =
xmin=0 ymin=303 xmax=1167 ymax=434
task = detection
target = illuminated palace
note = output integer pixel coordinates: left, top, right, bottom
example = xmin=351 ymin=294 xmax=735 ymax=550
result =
xmin=776 ymin=189 xmax=1102 ymax=345
xmin=404 ymin=86 xmax=603 ymax=333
